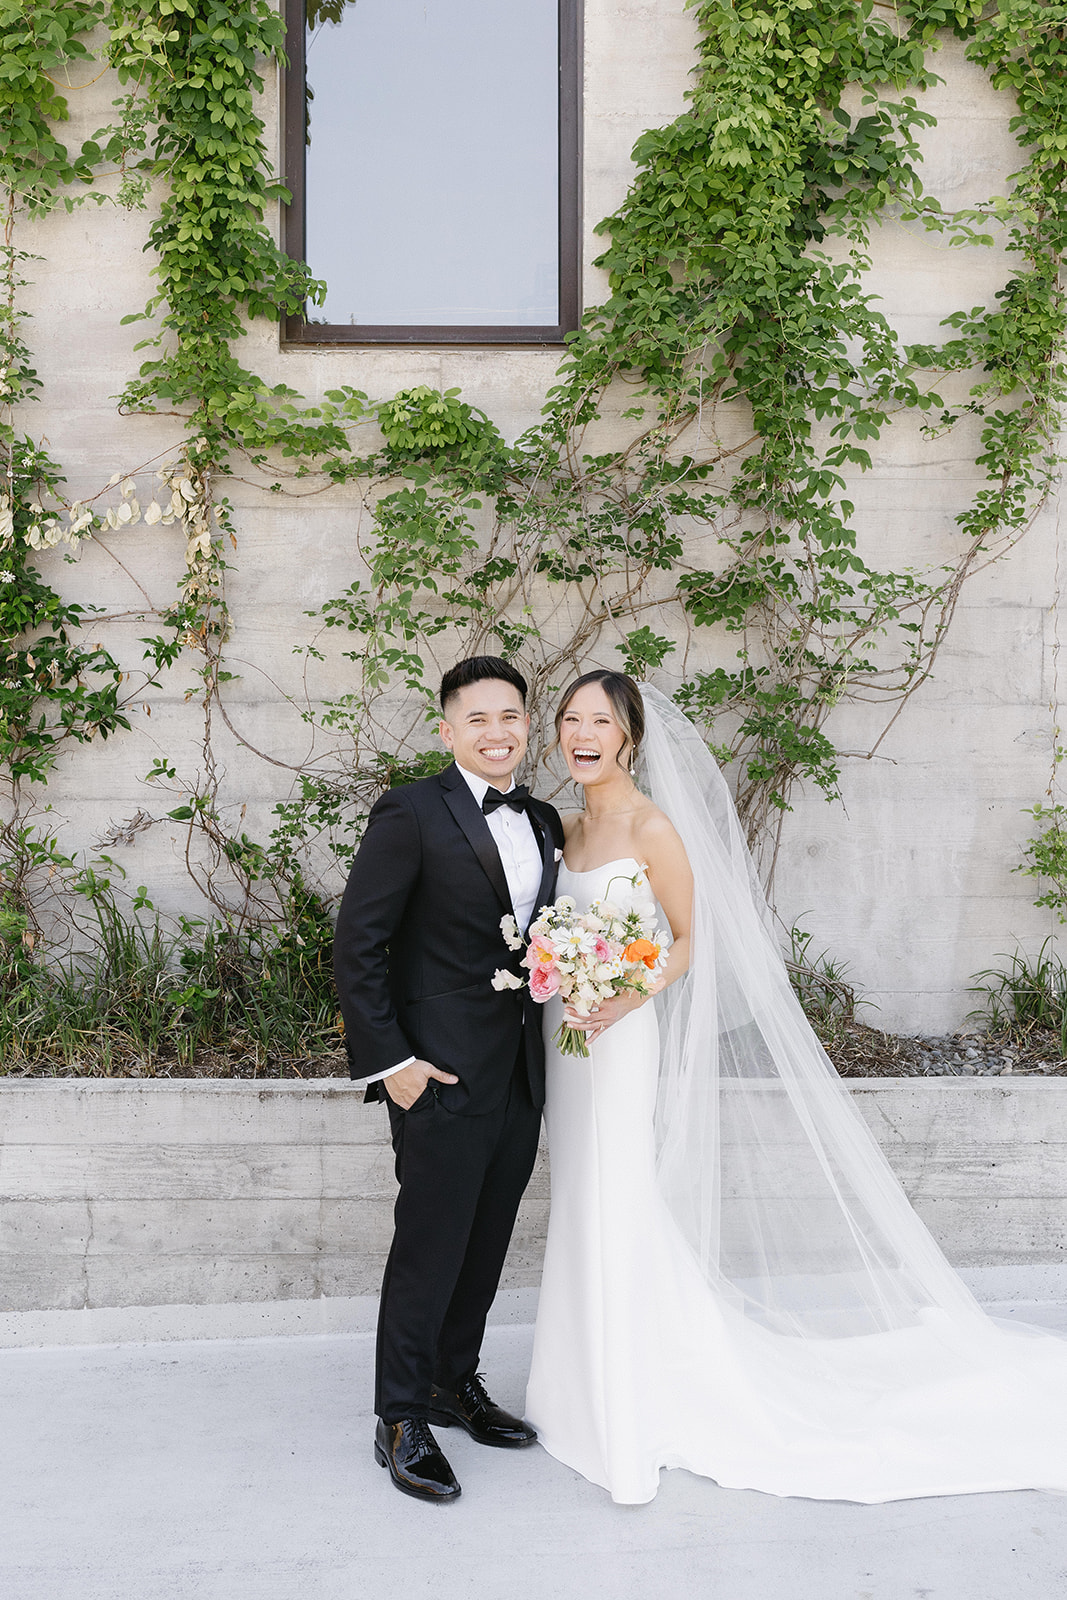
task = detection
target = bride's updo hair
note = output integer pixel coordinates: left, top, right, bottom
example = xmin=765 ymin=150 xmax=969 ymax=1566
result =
xmin=553 ymin=669 xmax=645 ymax=771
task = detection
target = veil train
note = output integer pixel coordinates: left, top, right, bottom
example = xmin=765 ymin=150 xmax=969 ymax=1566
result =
xmin=636 ymin=684 xmax=1067 ymax=1495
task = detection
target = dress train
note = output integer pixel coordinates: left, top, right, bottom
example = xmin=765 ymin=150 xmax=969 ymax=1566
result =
xmin=526 ymin=859 xmax=1067 ymax=1505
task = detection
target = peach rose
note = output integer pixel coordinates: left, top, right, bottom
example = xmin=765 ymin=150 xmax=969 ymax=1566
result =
xmin=530 ymin=964 xmax=562 ymax=1001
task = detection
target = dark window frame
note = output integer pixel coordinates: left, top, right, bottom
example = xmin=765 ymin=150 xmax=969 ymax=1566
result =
xmin=280 ymin=0 xmax=582 ymax=347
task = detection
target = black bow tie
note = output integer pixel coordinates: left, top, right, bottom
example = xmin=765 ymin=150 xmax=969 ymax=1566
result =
xmin=482 ymin=783 xmax=532 ymax=816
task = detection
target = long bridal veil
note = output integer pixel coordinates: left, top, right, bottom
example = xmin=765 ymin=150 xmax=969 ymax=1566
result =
xmin=640 ymin=683 xmax=988 ymax=1339
xmin=638 ymin=685 xmax=1067 ymax=1496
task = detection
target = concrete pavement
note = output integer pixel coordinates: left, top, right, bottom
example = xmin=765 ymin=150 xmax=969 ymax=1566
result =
xmin=2 ymin=1293 xmax=1066 ymax=1600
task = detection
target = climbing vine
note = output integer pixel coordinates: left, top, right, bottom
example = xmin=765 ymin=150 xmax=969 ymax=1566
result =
xmin=273 ymin=0 xmax=1067 ymax=864
xmin=1 ymin=0 xmax=1066 ymax=1064
xmin=0 ymin=3 xmax=131 ymax=789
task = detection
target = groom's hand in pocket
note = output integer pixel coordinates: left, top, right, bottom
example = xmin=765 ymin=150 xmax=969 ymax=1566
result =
xmin=384 ymin=1059 xmax=459 ymax=1109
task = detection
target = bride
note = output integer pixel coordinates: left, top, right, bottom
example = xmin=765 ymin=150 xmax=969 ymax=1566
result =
xmin=525 ymin=668 xmax=1067 ymax=1505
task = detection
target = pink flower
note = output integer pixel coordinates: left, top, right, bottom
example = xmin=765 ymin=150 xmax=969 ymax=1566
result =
xmin=529 ymin=964 xmax=562 ymax=1001
xmin=523 ymin=937 xmax=557 ymax=971
xmin=593 ymin=936 xmax=614 ymax=962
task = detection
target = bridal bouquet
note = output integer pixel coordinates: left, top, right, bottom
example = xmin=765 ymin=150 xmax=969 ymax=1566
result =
xmin=492 ymin=881 xmax=666 ymax=1058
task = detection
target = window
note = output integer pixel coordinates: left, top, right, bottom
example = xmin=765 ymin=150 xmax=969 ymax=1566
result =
xmin=282 ymin=0 xmax=581 ymax=345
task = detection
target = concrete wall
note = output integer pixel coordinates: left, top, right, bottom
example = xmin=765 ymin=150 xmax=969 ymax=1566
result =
xmin=0 ymin=1080 xmax=1063 ymax=1317
xmin=13 ymin=6 xmax=1065 ymax=1031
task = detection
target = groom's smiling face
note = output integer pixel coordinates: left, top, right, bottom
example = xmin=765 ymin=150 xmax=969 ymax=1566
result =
xmin=439 ymin=678 xmax=530 ymax=791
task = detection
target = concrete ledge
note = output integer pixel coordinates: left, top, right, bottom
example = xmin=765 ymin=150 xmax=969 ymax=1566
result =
xmin=0 ymin=1285 xmax=541 ymax=1350
xmin=2 ymin=1272 xmax=1065 ymax=1351
xmin=1 ymin=1079 xmax=1064 ymax=1319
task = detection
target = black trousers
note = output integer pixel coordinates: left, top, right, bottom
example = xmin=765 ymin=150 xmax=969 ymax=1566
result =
xmin=375 ymin=1055 xmax=542 ymax=1422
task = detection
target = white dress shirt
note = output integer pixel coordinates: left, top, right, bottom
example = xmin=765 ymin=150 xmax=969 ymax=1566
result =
xmin=363 ymin=764 xmax=544 ymax=1084
xmin=458 ymin=764 xmax=544 ymax=932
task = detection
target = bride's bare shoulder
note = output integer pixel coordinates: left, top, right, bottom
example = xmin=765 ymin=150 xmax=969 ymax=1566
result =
xmin=634 ymin=802 xmax=681 ymax=847
xmin=635 ymin=804 xmax=690 ymax=875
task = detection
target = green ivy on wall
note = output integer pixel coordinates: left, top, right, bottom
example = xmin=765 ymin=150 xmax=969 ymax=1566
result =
xmin=0 ymin=0 xmax=1065 ymax=1064
xmin=1 ymin=3 xmax=130 ymax=790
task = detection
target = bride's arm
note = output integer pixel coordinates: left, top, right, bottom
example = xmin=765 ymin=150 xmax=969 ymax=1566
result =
xmin=566 ymin=813 xmax=693 ymax=1038
xmin=642 ymin=815 xmax=693 ymax=990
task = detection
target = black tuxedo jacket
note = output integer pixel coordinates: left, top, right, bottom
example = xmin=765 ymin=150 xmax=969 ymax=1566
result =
xmin=333 ymin=763 xmax=564 ymax=1114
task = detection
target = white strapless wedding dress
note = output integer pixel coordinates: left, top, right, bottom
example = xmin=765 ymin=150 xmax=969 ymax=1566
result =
xmin=525 ymin=858 xmax=1067 ymax=1505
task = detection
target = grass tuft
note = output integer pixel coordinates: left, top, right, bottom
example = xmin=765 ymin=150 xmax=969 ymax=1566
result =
xmin=968 ymin=938 xmax=1067 ymax=1055
xmin=0 ymin=883 xmax=340 ymax=1075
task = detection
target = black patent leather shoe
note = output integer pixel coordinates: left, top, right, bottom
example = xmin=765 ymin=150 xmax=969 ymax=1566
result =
xmin=427 ymin=1372 xmax=537 ymax=1448
xmin=374 ymin=1417 xmax=462 ymax=1502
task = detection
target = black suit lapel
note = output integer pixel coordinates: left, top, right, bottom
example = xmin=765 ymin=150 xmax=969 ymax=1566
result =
xmin=528 ymin=802 xmax=557 ymax=933
xmin=439 ymin=765 xmax=513 ymax=916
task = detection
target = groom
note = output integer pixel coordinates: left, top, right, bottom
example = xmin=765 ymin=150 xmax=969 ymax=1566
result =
xmin=333 ymin=655 xmax=564 ymax=1502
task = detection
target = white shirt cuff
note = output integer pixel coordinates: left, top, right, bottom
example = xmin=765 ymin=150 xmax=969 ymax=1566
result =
xmin=360 ymin=1057 xmax=415 ymax=1085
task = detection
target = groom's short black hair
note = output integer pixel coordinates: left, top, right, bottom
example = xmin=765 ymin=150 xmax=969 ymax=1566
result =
xmin=440 ymin=655 xmax=528 ymax=714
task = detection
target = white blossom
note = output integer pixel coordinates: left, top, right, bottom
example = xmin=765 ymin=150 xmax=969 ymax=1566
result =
xmin=557 ymin=927 xmax=597 ymax=959
xmin=491 ymin=968 xmax=524 ymax=992
xmin=26 ymin=519 xmax=64 ymax=549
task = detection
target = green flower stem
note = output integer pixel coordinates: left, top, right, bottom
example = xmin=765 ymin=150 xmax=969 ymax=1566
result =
xmin=553 ymin=1021 xmax=592 ymax=1060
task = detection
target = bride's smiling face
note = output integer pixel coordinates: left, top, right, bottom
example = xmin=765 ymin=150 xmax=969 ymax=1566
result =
xmin=559 ymin=684 xmax=629 ymax=787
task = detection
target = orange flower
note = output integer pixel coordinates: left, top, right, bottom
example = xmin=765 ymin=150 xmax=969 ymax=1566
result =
xmin=623 ymin=939 xmax=660 ymax=969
